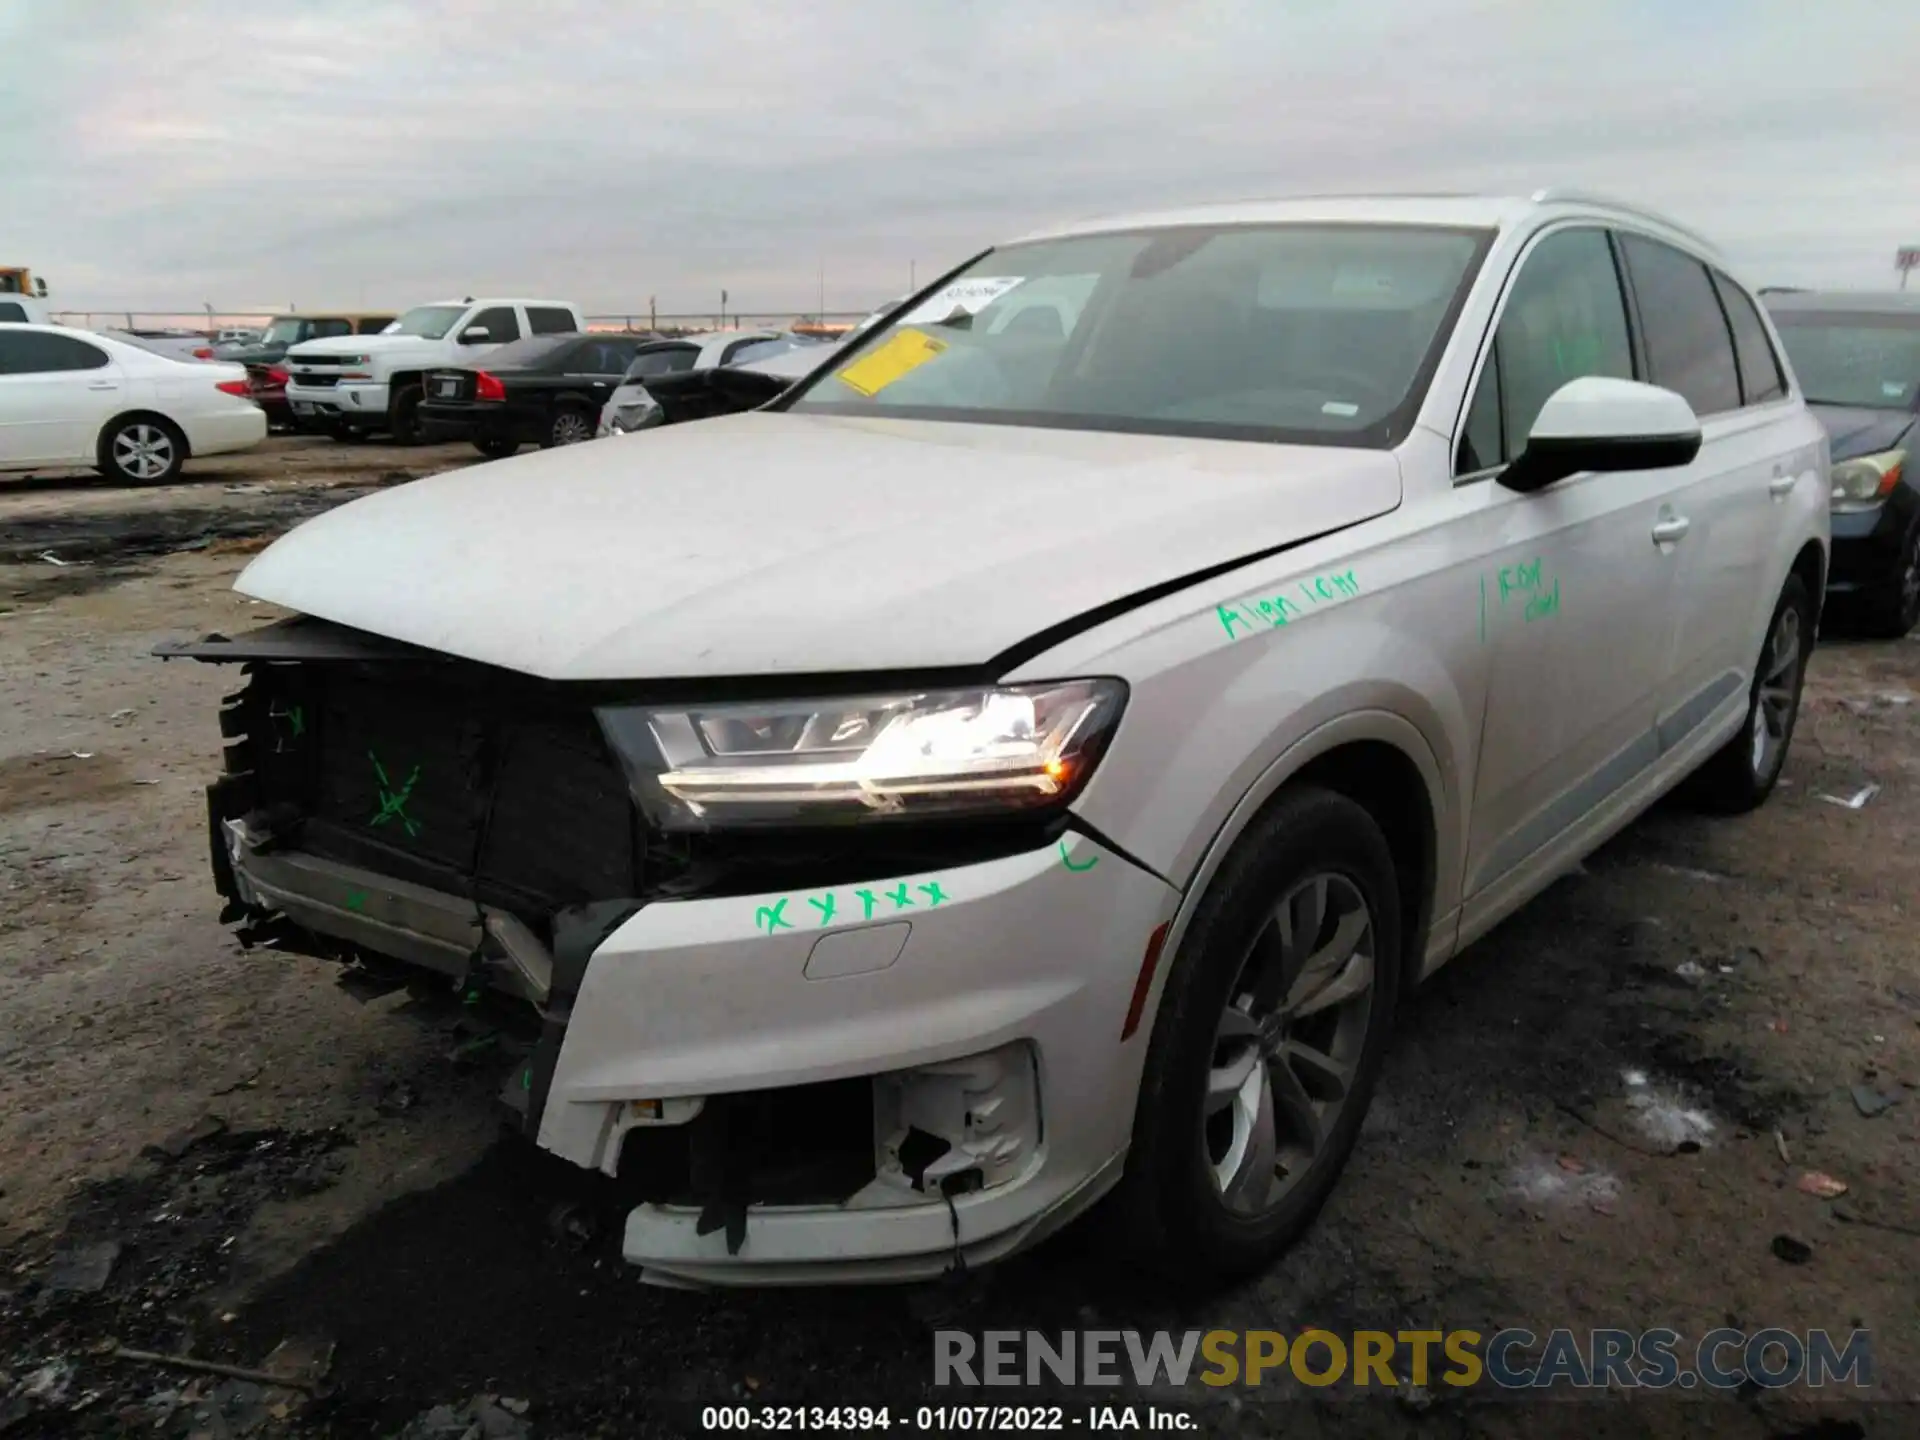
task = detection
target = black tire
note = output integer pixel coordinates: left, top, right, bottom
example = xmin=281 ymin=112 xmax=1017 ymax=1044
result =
xmin=546 ymin=406 xmax=595 ymax=448
xmin=1682 ymin=573 xmax=1813 ymax=815
xmin=96 ymin=415 xmax=186 ymax=485
xmin=387 ymin=383 xmax=425 ymax=446
xmin=474 ymin=435 xmax=521 ymax=460
xmin=1856 ymin=526 xmax=1920 ymax=640
xmin=1111 ymin=785 xmax=1403 ymax=1288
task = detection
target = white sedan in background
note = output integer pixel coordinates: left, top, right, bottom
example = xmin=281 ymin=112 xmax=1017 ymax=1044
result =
xmin=0 ymin=324 xmax=267 ymax=483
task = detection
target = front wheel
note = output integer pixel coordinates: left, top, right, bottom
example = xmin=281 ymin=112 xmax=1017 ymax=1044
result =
xmin=1682 ymin=573 xmax=1813 ymax=814
xmin=1111 ymin=786 xmax=1402 ymax=1287
xmin=387 ymin=384 xmax=425 ymax=446
xmin=98 ymin=416 xmax=185 ymax=485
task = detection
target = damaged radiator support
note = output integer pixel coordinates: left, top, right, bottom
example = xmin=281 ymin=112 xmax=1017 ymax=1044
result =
xmin=203 ymin=654 xmax=651 ymax=1144
xmin=181 ymin=626 xmax=1049 ymax=1255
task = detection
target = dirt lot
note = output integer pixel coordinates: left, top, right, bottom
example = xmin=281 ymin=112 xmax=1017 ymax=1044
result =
xmin=1 ymin=437 xmax=1915 ymax=1437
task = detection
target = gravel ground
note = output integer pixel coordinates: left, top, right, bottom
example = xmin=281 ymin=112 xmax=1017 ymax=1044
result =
xmin=1 ymin=437 xmax=1915 ymax=1437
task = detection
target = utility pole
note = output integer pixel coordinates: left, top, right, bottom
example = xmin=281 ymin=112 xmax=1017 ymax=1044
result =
xmin=720 ymin=288 xmax=729 ymax=328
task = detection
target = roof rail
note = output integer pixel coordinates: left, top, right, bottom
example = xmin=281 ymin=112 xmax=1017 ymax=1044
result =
xmin=1527 ymin=188 xmax=1721 ymax=252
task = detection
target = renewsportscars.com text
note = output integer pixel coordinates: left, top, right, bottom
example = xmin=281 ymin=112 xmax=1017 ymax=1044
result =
xmin=934 ymin=1328 xmax=1874 ymax=1392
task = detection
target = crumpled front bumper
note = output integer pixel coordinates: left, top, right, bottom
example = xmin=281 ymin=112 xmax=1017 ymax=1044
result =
xmin=212 ymin=804 xmax=1180 ymax=1285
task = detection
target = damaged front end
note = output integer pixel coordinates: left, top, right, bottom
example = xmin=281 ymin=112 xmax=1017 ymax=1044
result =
xmin=164 ymin=616 xmax=1092 ymax=1280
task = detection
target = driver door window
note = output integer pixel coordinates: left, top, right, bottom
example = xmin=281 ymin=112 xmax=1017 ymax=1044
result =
xmin=1456 ymin=228 xmax=1635 ymax=476
xmin=469 ymin=307 xmax=521 ymax=343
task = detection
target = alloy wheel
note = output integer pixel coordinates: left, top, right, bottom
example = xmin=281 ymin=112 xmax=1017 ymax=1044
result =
xmin=552 ymin=412 xmax=593 ymax=445
xmin=1750 ymin=603 xmax=1801 ymax=777
xmin=1204 ymin=872 xmax=1377 ymax=1216
xmin=112 ymin=424 xmax=174 ymax=481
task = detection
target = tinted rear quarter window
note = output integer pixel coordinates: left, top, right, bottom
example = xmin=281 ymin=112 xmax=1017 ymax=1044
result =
xmin=527 ymin=306 xmax=579 ymax=336
xmin=0 ymin=331 xmax=110 ymax=374
xmin=1619 ymin=234 xmax=1742 ymax=416
xmin=625 ymin=346 xmax=698 ymax=380
xmin=1710 ymin=272 xmax=1787 ymax=404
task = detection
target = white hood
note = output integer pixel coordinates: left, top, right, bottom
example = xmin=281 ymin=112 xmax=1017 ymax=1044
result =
xmin=285 ymin=334 xmax=432 ymax=359
xmin=235 ymin=413 xmax=1401 ymax=680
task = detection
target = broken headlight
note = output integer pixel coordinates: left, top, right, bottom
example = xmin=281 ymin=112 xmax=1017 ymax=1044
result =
xmin=597 ymin=679 xmax=1124 ymax=830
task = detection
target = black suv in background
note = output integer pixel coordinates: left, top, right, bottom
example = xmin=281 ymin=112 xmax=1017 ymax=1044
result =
xmin=216 ymin=313 xmax=396 ymax=367
xmin=1766 ymin=291 xmax=1920 ymax=637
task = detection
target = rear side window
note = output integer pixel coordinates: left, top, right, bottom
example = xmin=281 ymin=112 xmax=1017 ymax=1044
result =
xmin=1456 ymin=227 xmax=1634 ymax=474
xmin=1619 ymin=235 xmax=1741 ymax=417
xmin=581 ymin=338 xmax=640 ymax=373
xmin=313 ymin=318 xmax=352 ymax=339
xmin=724 ymin=337 xmax=807 ymax=366
xmin=1710 ymin=272 xmax=1787 ymax=404
xmin=0 ymin=331 xmax=110 ymax=374
xmin=625 ymin=345 xmax=698 ymax=380
xmin=527 ymin=306 xmax=579 ymax=336
xmin=0 ymin=302 xmax=27 ymax=322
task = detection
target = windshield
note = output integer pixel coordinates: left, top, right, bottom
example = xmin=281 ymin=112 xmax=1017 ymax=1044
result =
xmin=788 ymin=224 xmax=1490 ymax=445
xmin=262 ymin=318 xmax=306 ymax=345
xmin=1770 ymin=314 xmax=1920 ymax=410
xmin=387 ymin=304 xmax=468 ymax=340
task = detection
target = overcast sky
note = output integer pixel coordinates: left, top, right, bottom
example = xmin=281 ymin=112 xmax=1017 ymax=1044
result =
xmin=5 ymin=0 xmax=1917 ymax=317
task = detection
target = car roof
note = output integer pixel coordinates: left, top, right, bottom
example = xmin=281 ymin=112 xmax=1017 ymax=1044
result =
xmin=1762 ymin=290 xmax=1920 ymax=318
xmin=1008 ymin=189 xmax=1722 ymax=257
xmin=413 ymin=298 xmax=578 ymax=308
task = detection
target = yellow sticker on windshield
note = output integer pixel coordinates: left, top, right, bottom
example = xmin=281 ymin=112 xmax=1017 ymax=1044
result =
xmin=834 ymin=328 xmax=947 ymax=397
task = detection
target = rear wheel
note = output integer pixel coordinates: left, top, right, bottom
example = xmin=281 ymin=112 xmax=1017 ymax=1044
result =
xmin=1112 ymin=786 xmax=1402 ymax=1287
xmin=387 ymin=383 xmax=425 ymax=446
xmin=547 ymin=407 xmax=595 ymax=447
xmin=1856 ymin=527 xmax=1920 ymax=639
xmin=1683 ymin=573 xmax=1812 ymax=814
xmin=97 ymin=416 xmax=185 ymax=485
xmin=474 ymin=435 xmax=520 ymax=460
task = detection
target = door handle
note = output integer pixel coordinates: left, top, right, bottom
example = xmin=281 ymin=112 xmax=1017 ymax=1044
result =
xmin=1768 ymin=474 xmax=1798 ymax=498
xmin=87 ymin=381 xmax=118 ymax=390
xmin=1651 ymin=516 xmax=1691 ymax=545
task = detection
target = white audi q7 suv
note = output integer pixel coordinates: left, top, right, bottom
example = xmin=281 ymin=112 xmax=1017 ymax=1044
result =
xmin=168 ymin=190 xmax=1829 ymax=1289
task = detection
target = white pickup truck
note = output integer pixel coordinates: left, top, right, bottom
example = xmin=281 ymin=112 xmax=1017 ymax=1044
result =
xmin=284 ymin=297 xmax=586 ymax=443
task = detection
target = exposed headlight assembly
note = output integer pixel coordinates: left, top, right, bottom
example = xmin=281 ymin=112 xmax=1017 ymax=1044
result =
xmin=1830 ymin=448 xmax=1904 ymax=513
xmin=597 ymin=679 xmax=1125 ymax=830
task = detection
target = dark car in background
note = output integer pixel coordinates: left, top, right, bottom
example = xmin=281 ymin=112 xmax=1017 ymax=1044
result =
xmin=418 ymin=332 xmax=653 ymax=457
xmin=221 ymin=315 xmax=396 ymax=430
xmin=595 ymin=331 xmax=821 ymax=436
xmin=1766 ymin=292 xmax=1920 ymax=636
xmin=218 ymin=313 xmax=396 ymax=367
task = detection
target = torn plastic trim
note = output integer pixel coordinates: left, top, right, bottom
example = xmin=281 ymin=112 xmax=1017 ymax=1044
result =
xmin=217 ymin=817 xmax=554 ymax=1005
